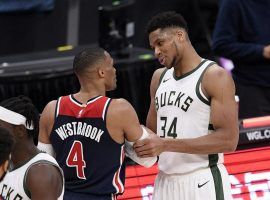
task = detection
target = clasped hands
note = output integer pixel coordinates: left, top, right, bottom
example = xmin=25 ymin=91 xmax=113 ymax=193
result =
xmin=133 ymin=127 xmax=164 ymax=158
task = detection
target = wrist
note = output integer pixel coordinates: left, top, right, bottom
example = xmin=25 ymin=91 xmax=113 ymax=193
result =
xmin=162 ymin=138 xmax=171 ymax=152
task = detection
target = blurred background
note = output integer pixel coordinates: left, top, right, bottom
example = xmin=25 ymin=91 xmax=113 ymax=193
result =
xmin=0 ymin=0 xmax=216 ymax=58
xmin=1 ymin=1 xmax=270 ymax=199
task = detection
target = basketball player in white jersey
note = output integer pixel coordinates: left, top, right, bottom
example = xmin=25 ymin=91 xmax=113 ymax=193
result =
xmin=0 ymin=96 xmax=64 ymax=200
xmin=134 ymin=11 xmax=239 ymax=200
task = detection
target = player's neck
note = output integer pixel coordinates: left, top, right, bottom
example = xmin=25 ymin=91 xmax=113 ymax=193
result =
xmin=174 ymin=47 xmax=201 ymax=77
xmin=74 ymin=89 xmax=105 ymax=104
xmin=11 ymin=141 xmax=39 ymax=169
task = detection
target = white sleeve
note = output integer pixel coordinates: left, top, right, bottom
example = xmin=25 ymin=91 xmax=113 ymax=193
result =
xmin=124 ymin=126 xmax=158 ymax=168
xmin=37 ymin=141 xmax=56 ymax=158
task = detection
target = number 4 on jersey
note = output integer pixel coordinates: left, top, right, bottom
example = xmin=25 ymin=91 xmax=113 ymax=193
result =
xmin=66 ymin=140 xmax=86 ymax=179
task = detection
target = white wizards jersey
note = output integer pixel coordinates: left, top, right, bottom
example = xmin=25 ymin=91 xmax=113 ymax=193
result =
xmin=0 ymin=153 xmax=64 ymax=200
xmin=155 ymin=59 xmax=224 ymax=174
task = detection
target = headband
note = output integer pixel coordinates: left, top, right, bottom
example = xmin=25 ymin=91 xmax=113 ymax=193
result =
xmin=0 ymin=106 xmax=34 ymax=130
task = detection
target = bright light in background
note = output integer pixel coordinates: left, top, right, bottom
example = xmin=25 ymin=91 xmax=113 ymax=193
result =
xmin=219 ymin=57 xmax=235 ymax=72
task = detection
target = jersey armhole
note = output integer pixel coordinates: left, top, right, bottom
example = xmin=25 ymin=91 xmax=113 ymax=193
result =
xmin=102 ymin=98 xmax=112 ymax=125
xmin=195 ymin=62 xmax=216 ymax=106
xmin=158 ymin=68 xmax=168 ymax=86
xmin=23 ymin=159 xmax=64 ymax=199
xmin=54 ymin=97 xmax=62 ymax=119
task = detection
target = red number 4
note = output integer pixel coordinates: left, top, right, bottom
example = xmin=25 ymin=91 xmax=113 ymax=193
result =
xmin=66 ymin=141 xmax=86 ymax=179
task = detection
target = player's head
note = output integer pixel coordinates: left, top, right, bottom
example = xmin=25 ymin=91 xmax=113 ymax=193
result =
xmin=0 ymin=95 xmax=40 ymax=145
xmin=0 ymin=127 xmax=14 ymax=182
xmin=146 ymin=11 xmax=189 ymax=68
xmin=73 ymin=47 xmax=117 ymax=91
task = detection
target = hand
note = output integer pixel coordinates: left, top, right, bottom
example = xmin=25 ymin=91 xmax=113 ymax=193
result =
xmin=263 ymin=45 xmax=270 ymax=59
xmin=133 ymin=134 xmax=164 ymax=157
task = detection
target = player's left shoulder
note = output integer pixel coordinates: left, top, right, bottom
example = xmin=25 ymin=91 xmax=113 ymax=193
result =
xmin=202 ymin=63 xmax=235 ymax=96
xmin=25 ymin=160 xmax=63 ymax=198
xmin=26 ymin=160 xmax=63 ymax=191
xmin=204 ymin=63 xmax=233 ymax=85
xmin=204 ymin=63 xmax=229 ymax=79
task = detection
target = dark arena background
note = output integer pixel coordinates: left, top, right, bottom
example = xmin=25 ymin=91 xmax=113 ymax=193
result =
xmin=0 ymin=0 xmax=270 ymax=199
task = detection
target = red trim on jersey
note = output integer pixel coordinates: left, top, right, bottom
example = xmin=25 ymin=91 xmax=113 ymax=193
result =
xmin=113 ymin=146 xmax=125 ymax=193
xmin=57 ymin=95 xmax=109 ymax=118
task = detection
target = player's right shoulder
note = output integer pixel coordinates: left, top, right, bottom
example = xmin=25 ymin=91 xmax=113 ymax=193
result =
xmin=152 ymin=67 xmax=167 ymax=83
xmin=150 ymin=67 xmax=167 ymax=95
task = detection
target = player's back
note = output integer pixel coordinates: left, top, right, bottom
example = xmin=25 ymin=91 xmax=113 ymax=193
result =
xmin=50 ymin=95 xmax=125 ymax=197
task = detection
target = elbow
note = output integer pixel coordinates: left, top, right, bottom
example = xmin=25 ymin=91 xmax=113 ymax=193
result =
xmin=225 ymin=142 xmax=237 ymax=152
xmin=222 ymin=141 xmax=237 ymax=152
xmin=223 ymin=131 xmax=239 ymax=152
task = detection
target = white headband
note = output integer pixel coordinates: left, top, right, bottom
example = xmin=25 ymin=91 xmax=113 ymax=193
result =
xmin=0 ymin=106 xmax=34 ymax=130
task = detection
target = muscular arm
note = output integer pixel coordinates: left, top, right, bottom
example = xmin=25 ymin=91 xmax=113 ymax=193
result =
xmin=165 ymin=66 xmax=239 ymax=154
xmin=146 ymin=68 xmax=166 ymax=132
xmin=108 ymin=98 xmax=153 ymax=143
xmin=38 ymin=101 xmax=56 ymax=156
xmin=135 ymin=65 xmax=239 ymax=156
xmin=26 ymin=163 xmax=63 ymax=200
xmin=107 ymin=98 xmax=157 ymax=167
xmin=39 ymin=101 xmax=56 ymax=143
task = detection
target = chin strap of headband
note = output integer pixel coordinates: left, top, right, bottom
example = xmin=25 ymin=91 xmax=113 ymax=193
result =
xmin=0 ymin=106 xmax=34 ymax=130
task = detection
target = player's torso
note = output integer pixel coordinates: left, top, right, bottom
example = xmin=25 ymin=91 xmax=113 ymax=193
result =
xmin=156 ymin=59 xmax=224 ymax=174
xmin=50 ymin=95 xmax=125 ymax=195
xmin=0 ymin=153 xmax=61 ymax=200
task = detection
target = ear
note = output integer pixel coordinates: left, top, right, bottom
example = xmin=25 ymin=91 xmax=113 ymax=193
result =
xmin=176 ymin=29 xmax=185 ymax=42
xmin=14 ymin=125 xmax=27 ymax=138
xmin=97 ymin=67 xmax=105 ymax=78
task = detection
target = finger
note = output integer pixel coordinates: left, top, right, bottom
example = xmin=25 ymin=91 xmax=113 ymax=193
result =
xmin=134 ymin=139 xmax=149 ymax=147
xmin=136 ymin=150 xmax=156 ymax=157
xmin=134 ymin=145 xmax=148 ymax=152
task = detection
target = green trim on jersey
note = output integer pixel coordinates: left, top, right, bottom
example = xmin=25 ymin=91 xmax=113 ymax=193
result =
xmin=173 ymin=59 xmax=207 ymax=80
xmin=209 ymin=154 xmax=225 ymax=200
xmin=208 ymin=124 xmax=214 ymax=130
xmin=195 ymin=61 xmax=216 ymax=106
xmin=10 ymin=152 xmax=40 ymax=172
xmin=158 ymin=68 xmax=168 ymax=86
xmin=209 ymin=154 xmax=218 ymax=167
xmin=210 ymin=165 xmax=225 ymax=200
xmin=23 ymin=158 xmax=62 ymax=199
xmin=155 ymin=68 xmax=168 ymax=99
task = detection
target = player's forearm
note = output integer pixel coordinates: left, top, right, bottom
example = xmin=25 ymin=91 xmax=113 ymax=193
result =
xmin=163 ymin=130 xmax=238 ymax=154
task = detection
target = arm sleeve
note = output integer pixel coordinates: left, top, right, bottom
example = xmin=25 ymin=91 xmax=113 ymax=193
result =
xmin=125 ymin=127 xmax=158 ymax=168
xmin=37 ymin=142 xmax=56 ymax=158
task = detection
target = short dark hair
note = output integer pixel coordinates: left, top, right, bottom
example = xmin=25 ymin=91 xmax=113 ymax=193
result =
xmin=0 ymin=95 xmax=39 ymax=144
xmin=73 ymin=47 xmax=106 ymax=75
xmin=146 ymin=11 xmax=188 ymax=34
xmin=0 ymin=127 xmax=14 ymax=165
